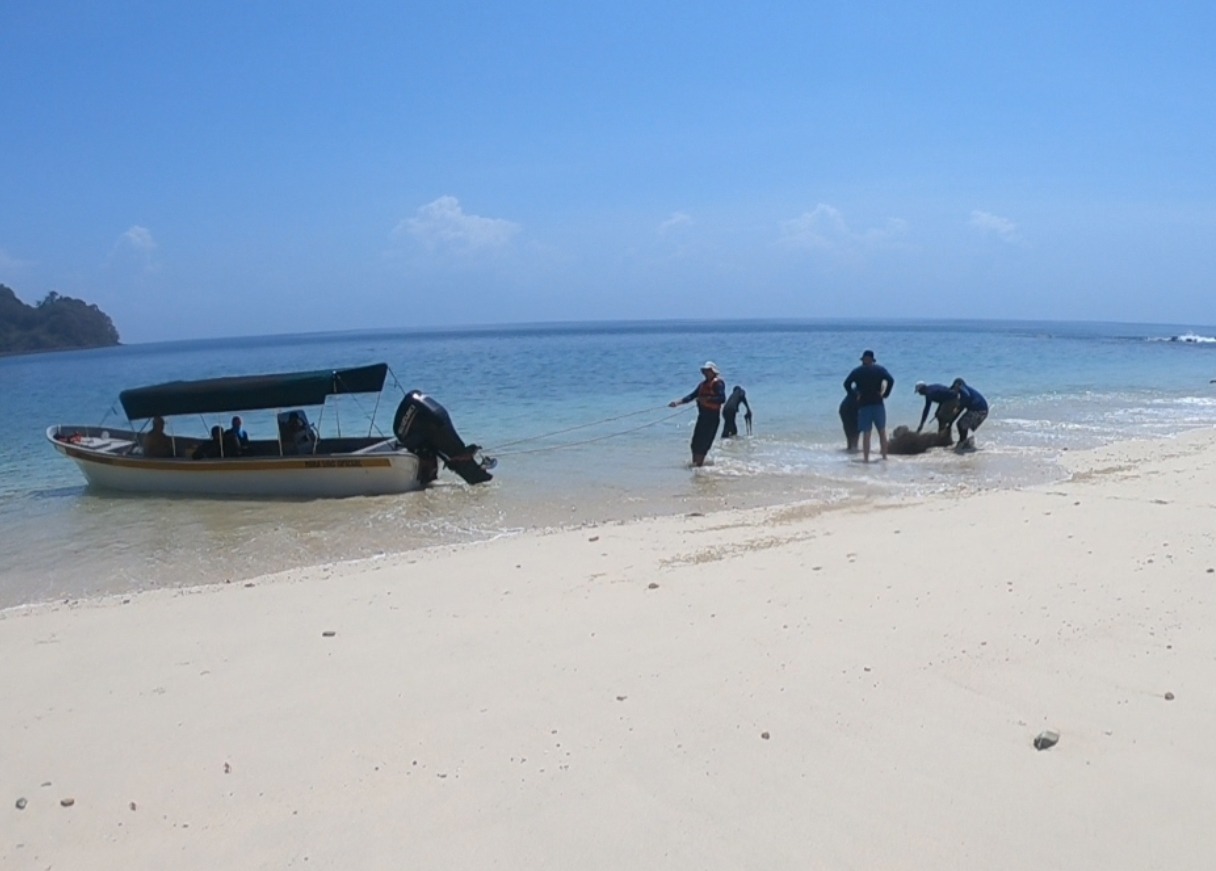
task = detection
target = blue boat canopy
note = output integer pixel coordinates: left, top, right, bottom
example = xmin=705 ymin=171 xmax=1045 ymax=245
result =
xmin=119 ymin=363 xmax=390 ymax=420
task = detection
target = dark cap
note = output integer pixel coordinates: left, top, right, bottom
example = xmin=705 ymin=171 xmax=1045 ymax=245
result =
xmin=860 ymin=349 xmax=876 ymax=361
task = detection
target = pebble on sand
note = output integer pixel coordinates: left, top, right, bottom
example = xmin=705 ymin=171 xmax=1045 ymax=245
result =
xmin=761 ymin=732 xmax=771 ymax=740
xmin=1033 ymin=730 xmax=1060 ymax=751
xmin=322 ymin=630 xmax=336 ymax=637
xmin=1165 ymin=692 xmax=1175 ymax=701
xmin=15 ymin=797 xmax=27 ymax=810
xmin=60 ymin=797 xmax=75 ymax=807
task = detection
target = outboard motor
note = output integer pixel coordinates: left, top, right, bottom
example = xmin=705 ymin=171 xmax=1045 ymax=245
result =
xmin=393 ymin=391 xmax=495 ymax=485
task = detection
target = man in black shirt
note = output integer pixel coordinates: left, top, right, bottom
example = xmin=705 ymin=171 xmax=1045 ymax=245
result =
xmin=843 ymin=349 xmax=894 ymax=462
xmin=839 ymin=390 xmax=860 ymax=452
xmin=720 ymin=386 xmax=752 ymax=438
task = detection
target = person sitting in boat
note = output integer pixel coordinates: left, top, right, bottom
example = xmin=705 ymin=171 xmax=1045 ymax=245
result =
xmin=224 ymin=415 xmax=249 ymax=456
xmin=279 ymin=411 xmax=317 ymax=455
xmin=142 ymin=416 xmax=174 ymax=458
xmin=192 ymin=425 xmax=225 ymax=460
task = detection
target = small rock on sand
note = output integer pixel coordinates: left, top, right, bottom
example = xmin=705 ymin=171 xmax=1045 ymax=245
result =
xmin=322 ymin=630 xmax=336 ymax=637
xmin=761 ymin=732 xmax=770 ymax=740
xmin=1165 ymin=692 xmax=1175 ymax=701
xmin=647 ymin=582 xmax=659 ymax=589
xmin=15 ymin=797 xmax=27 ymax=810
xmin=1033 ymin=730 xmax=1060 ymax=751
xmin=60 ymin=797 xmax=75 ymax=807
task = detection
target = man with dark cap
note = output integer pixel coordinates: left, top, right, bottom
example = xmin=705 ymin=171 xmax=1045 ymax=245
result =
xmin=950 ymin=378 xmax=989 ymax=449
xmin=843 ymin=350 xmax=894 ymax=462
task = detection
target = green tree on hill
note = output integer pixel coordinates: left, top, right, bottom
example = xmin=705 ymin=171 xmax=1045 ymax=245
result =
xmin=0 ymin=284 xmax=121 ymax=355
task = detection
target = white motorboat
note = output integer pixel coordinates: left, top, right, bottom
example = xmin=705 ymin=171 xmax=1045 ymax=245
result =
xmin=48 ymin=363 xmax=494 ymax=498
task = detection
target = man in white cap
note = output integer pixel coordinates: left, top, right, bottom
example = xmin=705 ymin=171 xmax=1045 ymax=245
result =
xmin=914 ymin=381 xmax=961 ymax=440
xmin=669 ymin=361 xmax=727 ymax=466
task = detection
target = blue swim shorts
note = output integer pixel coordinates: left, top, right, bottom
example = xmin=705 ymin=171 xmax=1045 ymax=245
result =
xmin=857 ymin=404 xmax=886 ymax=433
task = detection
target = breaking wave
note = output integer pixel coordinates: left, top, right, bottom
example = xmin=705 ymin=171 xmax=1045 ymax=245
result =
xmin=1148 ymin=332 xmax=1216 ymax=344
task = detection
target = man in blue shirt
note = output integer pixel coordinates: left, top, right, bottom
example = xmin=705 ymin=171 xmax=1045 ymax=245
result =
xmin=914 ymin=382 xmax=961 ymax=441
xmin=843 ymin=350 xmax=894 ymax=462
xmin=950 ymin=378 xmax=989 ymax=449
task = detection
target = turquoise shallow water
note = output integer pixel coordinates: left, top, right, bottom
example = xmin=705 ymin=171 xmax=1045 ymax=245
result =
xmin=2 ymin=318 xmax=1214 ymax=608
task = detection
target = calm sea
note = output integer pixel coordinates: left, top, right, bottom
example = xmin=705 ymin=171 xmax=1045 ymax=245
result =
xmin=2 ymin=319 xmax=1214 ymax=609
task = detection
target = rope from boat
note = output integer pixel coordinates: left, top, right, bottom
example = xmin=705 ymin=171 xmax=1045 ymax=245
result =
xmin=489 ymin=407 xmax=688 ymax=457
xmin=486 ymin=404 xmax=679 ymax=451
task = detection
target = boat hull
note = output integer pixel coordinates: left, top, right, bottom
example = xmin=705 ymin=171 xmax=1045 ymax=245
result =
xmin=48 ymin=427 xmax=424 ymax=498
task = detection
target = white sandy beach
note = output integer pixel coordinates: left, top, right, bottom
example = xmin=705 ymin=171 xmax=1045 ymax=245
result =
xmin=4 ymin=429 xmax=1216 ymax=870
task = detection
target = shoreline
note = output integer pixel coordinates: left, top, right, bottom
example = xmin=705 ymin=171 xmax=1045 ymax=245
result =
xmin=0 ymin=423 xmax=1199 ymax=617
xmin=0 ymin=424 xmax=1086 ymax=614
xmin=4 ymin=427 xmax=1216 ymax=868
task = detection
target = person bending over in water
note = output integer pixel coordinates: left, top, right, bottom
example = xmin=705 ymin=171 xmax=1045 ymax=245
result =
xmin=721 ymin=386 xmax=752 ymax=438
xmin=670 ymin=361 xmax=726 ymax=467
xmin=951 ymin=378 xmax=989 ymax=449
xmin=914 ymin=381 xmax=961 ymax=441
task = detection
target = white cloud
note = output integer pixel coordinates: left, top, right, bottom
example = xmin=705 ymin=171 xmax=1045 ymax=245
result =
xmin=0 ymin=247 xmax=33 ymax=272
xmin=777 ymin=204 xmax=908 ymax=252
xmin=122 ymin=225 xmax=156 ymax=252
xmin=394 ymin=196 xmax=520 ymax=252
xmin=658 ymin=211 xmax=692 ymax=235
xmin=969 ymin=210 xmax=1018 ymax=241
xmin=109 ymin=225 xmax=159 ymax=272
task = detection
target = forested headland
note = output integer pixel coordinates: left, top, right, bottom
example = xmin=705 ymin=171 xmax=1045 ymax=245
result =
xmin=0 ymin=284 xmax=121 ymax=355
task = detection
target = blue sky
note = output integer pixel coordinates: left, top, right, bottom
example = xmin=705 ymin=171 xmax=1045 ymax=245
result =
xmin=1 ymin=2 xmax=1214 ymax=342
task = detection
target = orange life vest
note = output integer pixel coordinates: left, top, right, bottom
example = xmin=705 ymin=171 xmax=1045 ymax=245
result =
xmin=697 ymin=377 xmax=724 ymax=412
